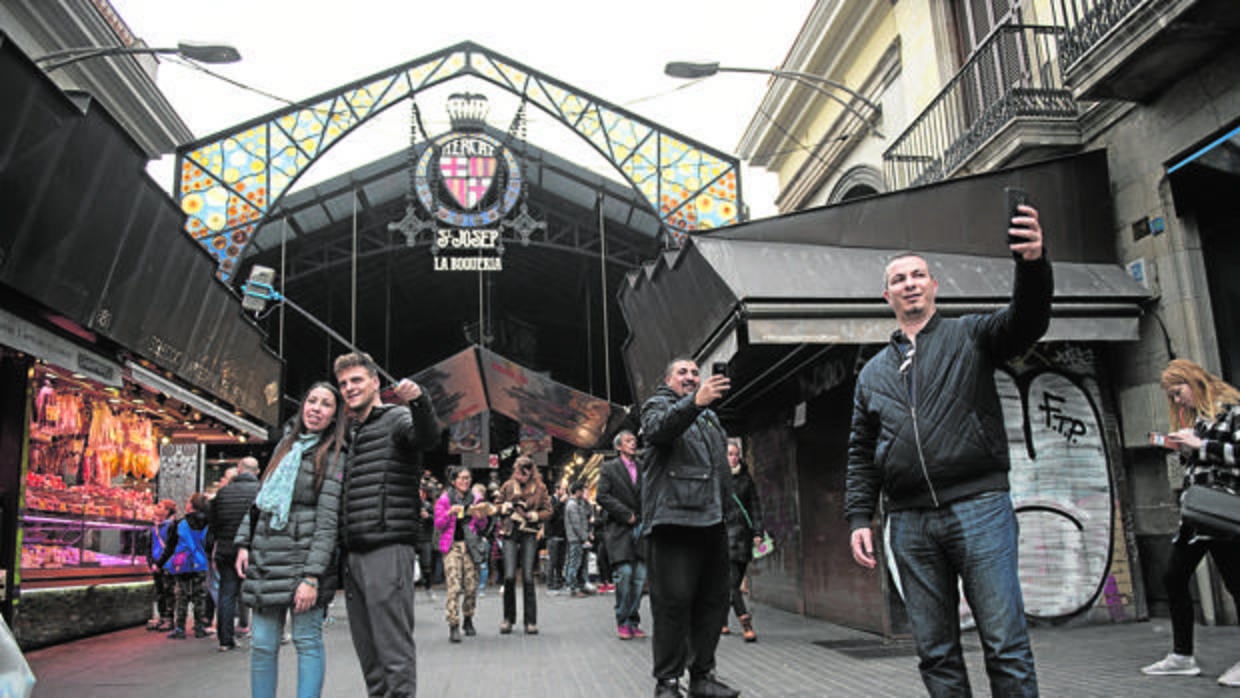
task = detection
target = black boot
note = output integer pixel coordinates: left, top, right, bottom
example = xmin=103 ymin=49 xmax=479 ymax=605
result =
xmin=688 ymin=672 xmax=740 ymax=698
xmin=654 ymin=678 xmax=683 ymax=698
xmin=463 ymin=617 xmax=476 ymax=636
xmin=449 ymin=625 xmax=461 ymax=643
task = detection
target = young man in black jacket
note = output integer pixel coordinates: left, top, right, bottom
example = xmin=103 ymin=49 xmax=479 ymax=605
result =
xmin=335 ymin=352 xmax=439 ymax=698
xmin=846 ymin=203 xmax=1051 ymax=697
xmin=641 ymin=358 xmax=739 ymax=698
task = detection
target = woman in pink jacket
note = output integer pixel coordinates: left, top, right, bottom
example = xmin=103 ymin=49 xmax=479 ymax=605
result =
xmin=434 ymin=466 xmax=491 ymax=643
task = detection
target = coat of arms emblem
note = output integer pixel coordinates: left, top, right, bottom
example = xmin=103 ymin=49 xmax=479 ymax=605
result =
xmin=439 ymin=143 xmax=497 ymax=210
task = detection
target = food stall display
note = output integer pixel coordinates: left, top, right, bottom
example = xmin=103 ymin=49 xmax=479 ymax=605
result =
xmin=22 ymin=368 xmax=159 ymax=587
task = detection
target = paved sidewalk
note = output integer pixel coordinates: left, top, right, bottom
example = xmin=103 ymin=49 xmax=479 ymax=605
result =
xmin=22 ymin=584 xmax=1240 ymax=697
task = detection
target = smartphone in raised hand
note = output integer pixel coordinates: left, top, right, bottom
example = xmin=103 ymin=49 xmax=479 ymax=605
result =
xmin=1005 ymin=186 xmax=1030 ymax=254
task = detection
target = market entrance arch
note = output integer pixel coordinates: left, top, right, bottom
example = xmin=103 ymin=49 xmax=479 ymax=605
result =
xmin=173 ymin=41 xmax=743 ymax=280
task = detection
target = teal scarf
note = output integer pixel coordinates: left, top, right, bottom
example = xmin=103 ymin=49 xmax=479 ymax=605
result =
xmin=255 ymin=432 xmax=319 ymax=530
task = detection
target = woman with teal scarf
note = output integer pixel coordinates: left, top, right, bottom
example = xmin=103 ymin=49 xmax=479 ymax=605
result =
xmin=235 ymin=382 xmax=347 ymax=698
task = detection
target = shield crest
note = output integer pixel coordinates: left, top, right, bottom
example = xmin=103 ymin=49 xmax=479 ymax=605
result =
xmin=440 ymin=152 xmax=497 ymax=211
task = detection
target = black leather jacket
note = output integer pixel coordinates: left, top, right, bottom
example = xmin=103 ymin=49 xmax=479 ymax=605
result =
xmin=340 ymin=396 xmax=439 ymax=552
xmin=845 ymin=256 xmax=1052 ymax=530
xmin=639 ymin=385 xmax=732 ymax=532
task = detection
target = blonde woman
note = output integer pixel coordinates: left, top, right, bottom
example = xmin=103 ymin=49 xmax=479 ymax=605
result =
xmin=1142 ymin=359 xmax=1240 ymax=685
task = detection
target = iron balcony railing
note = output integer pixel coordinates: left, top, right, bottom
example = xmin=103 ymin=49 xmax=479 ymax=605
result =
xmin=882 ymin=24 xmax=1078 ymax=189
xmin=1054 ymin=0 xmax=1144 ymax=68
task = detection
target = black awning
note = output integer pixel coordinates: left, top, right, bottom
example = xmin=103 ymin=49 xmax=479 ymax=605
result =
xmin=711 ymin=150 xmax=1115 ymax=263
xmin=0 ymin=33 xmax=280 ymax=427
xmin=619 ymin=152 xmax=1149 ymax=403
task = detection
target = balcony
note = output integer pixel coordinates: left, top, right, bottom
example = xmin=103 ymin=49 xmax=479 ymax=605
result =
xmin=883 ymin=25 xmax=1080 ymax=190
xmin=1056 ymin=0 xmax=1240 ymax=102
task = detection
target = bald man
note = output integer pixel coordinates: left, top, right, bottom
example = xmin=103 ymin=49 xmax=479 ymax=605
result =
xmin=210 ymin=456 xmax=261 ymax=650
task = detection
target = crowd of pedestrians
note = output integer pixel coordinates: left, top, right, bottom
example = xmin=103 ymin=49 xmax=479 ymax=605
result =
xmin=118 ymin=195 xmax=1240 ymax=698
xmin=135 ymin=343 xmax=778 ymax=698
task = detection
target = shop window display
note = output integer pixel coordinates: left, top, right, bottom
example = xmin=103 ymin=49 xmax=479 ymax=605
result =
xmin=23 ymin=367 xmax=159 ymax=586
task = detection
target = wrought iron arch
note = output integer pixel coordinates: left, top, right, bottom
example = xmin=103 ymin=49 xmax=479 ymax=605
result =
xmin=174 ymin=41 xmax=743 ymax=280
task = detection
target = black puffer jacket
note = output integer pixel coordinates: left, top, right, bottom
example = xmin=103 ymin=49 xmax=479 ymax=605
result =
xmin=210 ymin=472 xmax=259 ymax=562
xmin=725 ymin=469 xmax=763 ymax=563
xmin=236 ymin=449 xmax=343 ymax=610
xmin=845 ymin=256 xmax=1052 ymax=530
xmin=639 ymin=385 xmax=732 ymax=532
xmin=340 ymin=397 xmax=439 ymax=552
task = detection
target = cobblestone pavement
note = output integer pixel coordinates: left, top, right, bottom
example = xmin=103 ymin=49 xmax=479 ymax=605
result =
xmin=23 ymin=583 xmax=1240 ymax=697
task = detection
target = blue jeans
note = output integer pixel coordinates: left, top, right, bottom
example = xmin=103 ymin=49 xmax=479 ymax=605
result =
xmin=887 ymin=491 xmax=1038 ymax=698
xmin=250 ymin=605 xmax=326 ymax=698
xmin=612 ymin=560 xmax=647 ymax=627
xmin=565 ymin=541 xmax=585 ymax=591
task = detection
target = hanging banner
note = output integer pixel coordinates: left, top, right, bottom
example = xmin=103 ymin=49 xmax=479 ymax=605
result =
xmin=411 ymin=346 xmax=488 ymax=425
xmin=411 ymin=346 xmax=627 ymax=450
xmin=519 ymin=423 xmax=552 ymax=454
xmin=448 ymin=412 xmax=487 ymax=455
xmin=479 ymin=347 xmax=616 ymax=449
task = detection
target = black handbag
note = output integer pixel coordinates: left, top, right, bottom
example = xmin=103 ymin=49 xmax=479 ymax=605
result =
xmin=1181 ymin=485 xmax=1240 ymax=537
xmin=465 ymin=531 xmax=488 ymax=565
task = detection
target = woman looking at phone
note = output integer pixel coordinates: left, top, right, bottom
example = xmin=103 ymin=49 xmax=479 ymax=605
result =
xmin=1141 ymin=359 xmax=1240 ymax=685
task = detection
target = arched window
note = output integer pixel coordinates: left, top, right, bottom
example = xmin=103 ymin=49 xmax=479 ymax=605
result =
xmin=828 ymin=165 xmax=885 ymax=204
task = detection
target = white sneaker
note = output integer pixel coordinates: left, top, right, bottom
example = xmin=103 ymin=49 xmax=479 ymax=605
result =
xmin=1219 ymin=660 xmax=1240 ymax=686
xmin=1142 ymin=653 xmax=1201 ymax=676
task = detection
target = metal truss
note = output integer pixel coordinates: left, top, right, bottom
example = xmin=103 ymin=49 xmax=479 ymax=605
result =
xmin=174 ymin=41 xmax=742 ymax=280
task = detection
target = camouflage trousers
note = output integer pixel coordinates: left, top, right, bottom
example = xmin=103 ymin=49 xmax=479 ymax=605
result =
xmin=173 ymin=571 xmax=208 ymax=630
xmin=443 ymin=541 xmax=479 ymax=627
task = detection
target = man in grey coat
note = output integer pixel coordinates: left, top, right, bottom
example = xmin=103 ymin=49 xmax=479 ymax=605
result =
xmin=597 ymin=430 xmax=647 ymax=640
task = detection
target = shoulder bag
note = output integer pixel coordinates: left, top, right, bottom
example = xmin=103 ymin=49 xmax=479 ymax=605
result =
xmin=1181 ymin=484 xmax=1240 ymax=537
xmin=732 ymin=493 xmax=775 ymax=560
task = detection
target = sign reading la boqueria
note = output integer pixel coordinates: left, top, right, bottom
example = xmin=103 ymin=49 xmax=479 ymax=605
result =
xmin=416 ymin=130 xmax=521 ymax=272
xmin=432 ymin=228 xmax=503 ymax=270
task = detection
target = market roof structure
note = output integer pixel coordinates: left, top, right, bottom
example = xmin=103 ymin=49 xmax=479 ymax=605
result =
xmin=175 ymin=41 xmax=743 ymax=280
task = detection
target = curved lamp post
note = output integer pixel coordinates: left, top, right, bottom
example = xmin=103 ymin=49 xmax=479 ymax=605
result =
xmin=664 ymin=61 xmax=883 ymax=139
xmin=35 ymin=41 xmax=240 ymax=72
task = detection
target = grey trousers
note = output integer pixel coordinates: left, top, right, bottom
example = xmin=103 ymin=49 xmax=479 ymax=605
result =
xmin=345 ymin=544 xmax=418 ymax=697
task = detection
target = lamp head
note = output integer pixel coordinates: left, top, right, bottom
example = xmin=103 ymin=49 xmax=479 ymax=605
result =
xmin=175 ymin=42 xmax=241 ymax=64
xmin=241 ymin=265 xmax=277 ymax=313
xmin=664 ymin=61 xmax=721 ymax=79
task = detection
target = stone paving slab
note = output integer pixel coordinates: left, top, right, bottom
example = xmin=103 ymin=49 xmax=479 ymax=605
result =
xmin=22 ymin=584 xmax=1240 ymax=697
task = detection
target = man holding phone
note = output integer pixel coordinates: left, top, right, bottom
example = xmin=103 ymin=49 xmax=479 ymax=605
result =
xmin=640 ymin=357 xmax=739 ymax=698
xmin=845 ymin=196 xmax=1052 ymax=697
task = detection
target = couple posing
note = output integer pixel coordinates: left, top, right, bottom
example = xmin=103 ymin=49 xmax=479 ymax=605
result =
xmin=234 ymin=352 xmax=438 ymax=698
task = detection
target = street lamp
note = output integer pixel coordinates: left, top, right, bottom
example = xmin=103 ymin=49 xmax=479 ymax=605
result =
xmin=664 ymin=61 xmax=884 ymax=139
xmin=34 ymin=41 xmax=240 ymax=72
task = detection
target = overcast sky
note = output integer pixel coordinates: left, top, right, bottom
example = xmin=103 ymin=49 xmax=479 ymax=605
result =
xmin=111 ymin=0 xmax=816 ymax=218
